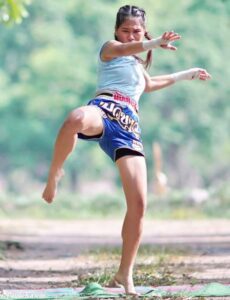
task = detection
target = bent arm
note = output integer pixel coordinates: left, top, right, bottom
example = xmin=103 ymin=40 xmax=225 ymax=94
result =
xmin=101 ymin=32 xmax=181 ymax=61
xmin=143 ymin=68 xmax=211 ymax=93
xmin=143 ymin=69 xmax=175 ymax=92
xmin=101 ymin=40 xmax=145 ymax=61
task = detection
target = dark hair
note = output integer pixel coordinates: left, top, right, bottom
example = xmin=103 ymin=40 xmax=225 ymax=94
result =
xmin=115 ymin=5 xmax=152 ymax=69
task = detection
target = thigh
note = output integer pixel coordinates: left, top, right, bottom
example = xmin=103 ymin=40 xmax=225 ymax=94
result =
xmin=69 ymin=105 xmax=104 ymax=136
xmin=116 ymin=155 xmax=147 ymax=208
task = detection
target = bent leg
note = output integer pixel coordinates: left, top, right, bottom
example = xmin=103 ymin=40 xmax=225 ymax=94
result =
xmin=42 ymin=105 xmax=104 ymax=203
xmin=114 ymin=155 xmax=147 ymax=294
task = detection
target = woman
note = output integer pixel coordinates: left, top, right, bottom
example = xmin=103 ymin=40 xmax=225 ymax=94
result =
xmin=42 ymin=5 xmax=211 ymax=295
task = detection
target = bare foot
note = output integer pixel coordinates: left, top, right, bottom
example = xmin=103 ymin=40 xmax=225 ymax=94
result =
xmin=42 ymin=169 xmax=64 ymax=203
xmin=109 ymin=273 xmax=138 ymax=296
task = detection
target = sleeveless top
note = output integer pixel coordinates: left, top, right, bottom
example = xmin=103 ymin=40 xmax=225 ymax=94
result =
xmin=96 ymin=44 xmax=146 ymax=103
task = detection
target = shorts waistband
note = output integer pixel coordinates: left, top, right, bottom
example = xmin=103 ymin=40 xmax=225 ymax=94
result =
xmin=95 ymin=91 xmax=138 ymax=113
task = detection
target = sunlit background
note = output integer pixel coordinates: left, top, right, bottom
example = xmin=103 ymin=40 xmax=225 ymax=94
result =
xmin=0 ymin=0 xmax=229 ymax=219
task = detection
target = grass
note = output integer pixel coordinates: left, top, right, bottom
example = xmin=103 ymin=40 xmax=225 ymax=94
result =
xmin=73 ymin=245 xmax=199 ymax=288
xmin=64 ymin=245 xmax=204 ymax=298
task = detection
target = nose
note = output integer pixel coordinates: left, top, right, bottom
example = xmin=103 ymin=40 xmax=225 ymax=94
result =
xmin=128 ymin=33 xmax=135 ymax=41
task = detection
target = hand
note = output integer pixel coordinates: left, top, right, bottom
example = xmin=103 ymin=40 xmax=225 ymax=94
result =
xmin=159 ymin=31 xmax=181 ymax=50
xmin=187 ymin=68 xmax=212 ymax=80
xmin=172 ymin=68 xmax=212 ymax=82
xmin=142 ymin=31 xmax=181 ymax=51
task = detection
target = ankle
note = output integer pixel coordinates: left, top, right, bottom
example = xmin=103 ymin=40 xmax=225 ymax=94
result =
xmin=46 ymin=169 xmax=64 ymax=186
xmin=49 ymin=168 xmax=64 ymax=178
xmin=116 ymin=269 xmax=133 ymax=279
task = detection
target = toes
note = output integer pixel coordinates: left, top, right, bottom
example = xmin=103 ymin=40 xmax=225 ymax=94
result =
xmin=110 ymin=275 xmax=137 ymax=295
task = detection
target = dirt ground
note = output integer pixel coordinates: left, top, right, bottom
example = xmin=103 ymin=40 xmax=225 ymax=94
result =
xmin=0 ymin=219 xmax=230 ymax=292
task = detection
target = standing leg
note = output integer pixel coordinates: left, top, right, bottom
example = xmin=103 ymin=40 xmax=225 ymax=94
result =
xmin=42 ymin=106 xmax=104 ymax=203
xmin=114 ymin=155 xmax=147 ymax=294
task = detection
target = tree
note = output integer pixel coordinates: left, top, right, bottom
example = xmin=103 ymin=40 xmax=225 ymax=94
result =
xmin=0 ymin=0 xmax=30 ymax=24
xmin=0 ymin=0 xmax=229 ymax=192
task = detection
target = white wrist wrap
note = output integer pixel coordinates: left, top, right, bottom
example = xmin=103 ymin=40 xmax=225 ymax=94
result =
xmin=171 ymin=69 xmax=200 ymax=82
xmin=142 ymin=37 xmax=162 ymax=50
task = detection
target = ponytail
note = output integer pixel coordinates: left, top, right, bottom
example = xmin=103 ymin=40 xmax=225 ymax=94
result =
xmin=144 ymin=31 xmax=153 ymax=69
xmin=134 ymin=31 xmax=153 ymax=69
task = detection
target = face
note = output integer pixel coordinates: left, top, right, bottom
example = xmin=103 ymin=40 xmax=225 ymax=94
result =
xmin=115 ymin=17 xmax=145 ymax=43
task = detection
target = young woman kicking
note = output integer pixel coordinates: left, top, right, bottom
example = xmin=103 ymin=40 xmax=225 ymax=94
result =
xmin=42 ymin=5 xmax=211 ymax=295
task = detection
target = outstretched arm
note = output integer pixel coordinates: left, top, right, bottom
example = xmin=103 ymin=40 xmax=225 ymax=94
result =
xmin=101 ymin=31 xmax=181 ymax=61
xmin=144 ymin=68 xmax=211 ymax=93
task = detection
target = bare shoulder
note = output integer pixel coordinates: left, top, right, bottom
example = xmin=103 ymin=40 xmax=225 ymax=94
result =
xmin=100 ymin=40 xmax=122 ymax=62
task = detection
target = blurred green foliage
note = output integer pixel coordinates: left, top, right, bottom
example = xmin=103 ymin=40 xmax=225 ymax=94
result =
xmin=0 ymin=0 xmax=30 ymax=24
xmin=0 ymin=0 xmax=229 ymax=197
xmin=0 ymin=182 xmax=229 ymax=219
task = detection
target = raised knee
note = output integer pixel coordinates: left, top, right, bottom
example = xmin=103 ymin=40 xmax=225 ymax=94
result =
xmin=64 ymin=109 xmax=85 ymax=132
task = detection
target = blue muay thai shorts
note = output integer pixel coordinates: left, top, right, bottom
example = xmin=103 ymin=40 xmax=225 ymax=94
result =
xmin=78 ymin=98 xmax=145 ymax=162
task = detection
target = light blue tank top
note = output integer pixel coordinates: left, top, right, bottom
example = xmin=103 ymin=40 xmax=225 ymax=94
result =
xmin=96 ymin=46 xmax=146 ymax=103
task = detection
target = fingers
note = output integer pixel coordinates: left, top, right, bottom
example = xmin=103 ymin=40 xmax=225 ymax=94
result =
xmin=194 ymin=69 xmax=211 ymax=80
xmin=190 ymin=68 xmax=211 ymax=81
xmin=162 ymin=31 xmax=181 ymax=42
xmin=198 ymin=69 xmax=212 ymax=80
xmin=162 ymin=31 xmax=181 ymax=41
xmin=161 ymin=31 xmax=181 ymax=51
xmin=160 ymin=44 xmax=177 ymax=51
